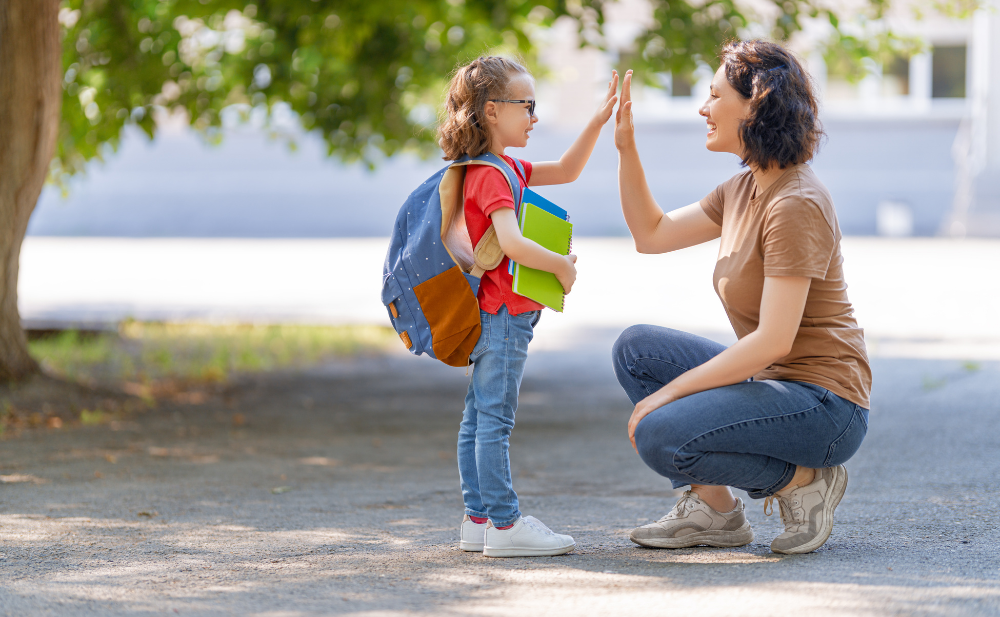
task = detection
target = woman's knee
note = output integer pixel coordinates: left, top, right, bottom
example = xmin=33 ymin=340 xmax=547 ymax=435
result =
xmin=612 ymin=325 xmax=658 ymax=375
xmin=634 ymin=416 xmax=684 ymax=474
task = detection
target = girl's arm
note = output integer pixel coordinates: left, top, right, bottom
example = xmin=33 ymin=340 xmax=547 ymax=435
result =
xmin=615 ymin=70 xmax=721 ymax=254
xmin=530 ymin=72 xmax=619 ymax=187
xmin=490 ymin=208 xmax=578 ymax=293
xmin=626 ymin=275 xmax=812 ymax=449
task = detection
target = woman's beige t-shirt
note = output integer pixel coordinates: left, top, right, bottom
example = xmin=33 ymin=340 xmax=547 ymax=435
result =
xmin=700 ymin=164 xmax=871 ymax=408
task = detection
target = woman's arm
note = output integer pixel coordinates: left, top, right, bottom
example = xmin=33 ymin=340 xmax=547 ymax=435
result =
xmin=530 ymin=72 xmax=619 ymax=186
xmin=626 ymin=275 xmax=812 ymax=448
xmin=615 ymin=70 xmax=721 ymax=254
xmin=490 ymin=208 xmax=578 ymax=293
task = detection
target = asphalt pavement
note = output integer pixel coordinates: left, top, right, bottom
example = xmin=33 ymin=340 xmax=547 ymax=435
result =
xmin=0 ymin=326 xmax=998 ymax=615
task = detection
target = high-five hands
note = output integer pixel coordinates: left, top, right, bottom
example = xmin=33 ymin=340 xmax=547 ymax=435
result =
xmin=592 ymin=70 xmax=620 ymax=126
xmin=614 ymin=69 xmax=635 ymax=151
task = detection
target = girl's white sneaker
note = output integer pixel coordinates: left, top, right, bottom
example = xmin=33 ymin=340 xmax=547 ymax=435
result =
xmin=482 ymin=516 xmax=575 ymax=557
xmin=460 ymin=515 xmax=486 ymax=552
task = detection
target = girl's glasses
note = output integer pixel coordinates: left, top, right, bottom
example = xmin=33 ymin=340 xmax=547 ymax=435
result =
xmin=490 ymin=99 xmax=536 ymax=116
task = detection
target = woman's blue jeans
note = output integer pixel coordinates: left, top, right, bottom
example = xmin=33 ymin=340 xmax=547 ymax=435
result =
xmin=458 ymin=306 xmax=540 ymax=527
xmin=612 ymin=325 xmax=869 ymax=498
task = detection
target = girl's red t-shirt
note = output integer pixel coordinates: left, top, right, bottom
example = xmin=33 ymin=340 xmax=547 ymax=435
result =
xmin=463 ymin=155 xmax=545 ymax=315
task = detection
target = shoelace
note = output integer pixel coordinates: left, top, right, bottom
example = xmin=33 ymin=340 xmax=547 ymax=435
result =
xmin=764 ymin=494 xmax=804 ymax=531
xmin=522 ymin=516 xmax=556 ymax=536
xmin=764 ymin=495 xmax=777 ymax=516
xmin=659 ymin=490 xmax=697 ymax=522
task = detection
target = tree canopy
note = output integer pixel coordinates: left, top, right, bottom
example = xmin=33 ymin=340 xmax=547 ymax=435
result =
xmin=55 ymin=0 xmax=932 ymax=183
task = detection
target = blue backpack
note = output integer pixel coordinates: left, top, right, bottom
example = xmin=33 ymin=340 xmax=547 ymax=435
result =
xmin=382 ymin=153 xmax=524 ymax=367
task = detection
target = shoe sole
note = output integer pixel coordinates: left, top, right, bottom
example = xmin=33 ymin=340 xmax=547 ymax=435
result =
xmin=771 ymin=466 xmax=848 ymax=555
xmin=629 ymin=522 xmax=754 ymax=549
xmin=482 ymin=544 xmax=575 ymax=558
xmin=460 ymin=541 xmax=484 ymax=552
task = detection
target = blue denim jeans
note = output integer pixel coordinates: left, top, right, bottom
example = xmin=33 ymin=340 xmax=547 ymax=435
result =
xmin=612 ymin=325 xmax=869 ymax=498
xmin=457 ymin=306 xmax=540 ymax=527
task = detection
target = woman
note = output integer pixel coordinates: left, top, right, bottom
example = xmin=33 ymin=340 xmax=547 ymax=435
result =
xmin=611 ymin=40 xmax=871 ymax=555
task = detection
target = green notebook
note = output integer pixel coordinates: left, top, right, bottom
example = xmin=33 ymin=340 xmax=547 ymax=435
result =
xmin=512 ymin=202 xmax=573 ymax=312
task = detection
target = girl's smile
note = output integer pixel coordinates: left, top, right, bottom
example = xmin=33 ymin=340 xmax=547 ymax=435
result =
xmin=485 ymin=74 xmax=538 ymax=153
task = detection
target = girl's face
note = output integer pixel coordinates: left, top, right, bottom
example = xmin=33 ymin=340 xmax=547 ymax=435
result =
xmin=699 ymin=65 xmax=751 ymax=157
xmin=484 ymin=73 xmax=537 ymax=153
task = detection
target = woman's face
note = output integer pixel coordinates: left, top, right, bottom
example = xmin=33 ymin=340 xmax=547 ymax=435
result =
xmin=699 ymin=65 xmax=750 ymax=157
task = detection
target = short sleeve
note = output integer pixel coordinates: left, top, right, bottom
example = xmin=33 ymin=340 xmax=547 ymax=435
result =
xmin=517 ymin=159 xmax=533 ymax=185
xmin=699 ymin=182 xmax=725 ymax=226
xmin=762 ymin=197 xmax=836 ymax=279
xmin=465 ymin=166 xmax=516 ymax=218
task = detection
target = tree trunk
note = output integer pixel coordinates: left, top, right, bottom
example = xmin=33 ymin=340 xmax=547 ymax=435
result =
xmin=0 ymin=0 xmax=61 ymax=380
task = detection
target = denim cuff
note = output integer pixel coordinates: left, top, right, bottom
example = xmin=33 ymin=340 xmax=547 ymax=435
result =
xmin=465 ymin=509 xmax=488 ymax=519
xmin=491 ymin=515 xmax=520 ymax=528
xmin=746 ymin=462 xmax=797 ymax=499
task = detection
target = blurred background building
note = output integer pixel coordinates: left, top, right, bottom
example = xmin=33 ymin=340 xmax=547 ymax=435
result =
xmin=28 ymin=1 xmax=999 ymax=238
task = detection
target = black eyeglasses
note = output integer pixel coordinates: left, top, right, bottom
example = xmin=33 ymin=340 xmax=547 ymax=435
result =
xmin=490 ymin=99 xmax=536 ymax=116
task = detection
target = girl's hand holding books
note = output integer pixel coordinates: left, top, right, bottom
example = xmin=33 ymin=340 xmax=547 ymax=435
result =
xmin=555 ymin=254 xmax=578 ymax=294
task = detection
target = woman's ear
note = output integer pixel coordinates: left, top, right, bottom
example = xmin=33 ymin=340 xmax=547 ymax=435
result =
xmin=482 ymin=100 xmax=499 ymax=125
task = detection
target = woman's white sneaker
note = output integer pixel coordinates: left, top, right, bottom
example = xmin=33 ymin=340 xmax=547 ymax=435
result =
xmin=460 ymin=515 xmax=486 ymax=552
xmin=482 ymin=516 xmax=575 ymax=557
xmin=767 ymin=465 xmax=848 ymax=554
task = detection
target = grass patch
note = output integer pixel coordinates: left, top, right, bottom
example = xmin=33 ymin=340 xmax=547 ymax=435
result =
xmin=30 ymin=321 xmax=397 ymax=388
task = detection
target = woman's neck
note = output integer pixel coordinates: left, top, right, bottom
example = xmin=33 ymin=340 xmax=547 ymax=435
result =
xmin=750 ymin=163 xmax=789 ymax=195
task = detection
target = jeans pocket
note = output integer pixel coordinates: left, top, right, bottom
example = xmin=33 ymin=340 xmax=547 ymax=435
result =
xmin=471 ymin=313 xmax=491 ymax=358
xmin=529 ymin=310 xmax=541 ymax=327
xmin=825 ymin=406 xmax=868 ymax=467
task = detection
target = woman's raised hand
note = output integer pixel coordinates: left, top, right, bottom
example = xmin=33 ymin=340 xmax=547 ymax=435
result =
xmin=614 ymin=69 xmax=635 ymax=151
xmin=591 ymin=70 xmax=619 ymax=126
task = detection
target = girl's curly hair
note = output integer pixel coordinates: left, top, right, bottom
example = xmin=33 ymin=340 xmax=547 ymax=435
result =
xmin=438 ymin=56 xmax=531 ymax=161
xmin=721 ymin=40 xmax=825 ymax=171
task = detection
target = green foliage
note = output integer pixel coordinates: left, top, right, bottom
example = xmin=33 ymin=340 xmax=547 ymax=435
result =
xmin=54 ymin=0 xmax=570 ymax=184
xmin=54 ymin=0 xmax=973 ymax=182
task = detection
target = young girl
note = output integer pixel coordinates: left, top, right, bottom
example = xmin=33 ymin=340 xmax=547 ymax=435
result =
xmin=438 ymin=56 xmax=618 ymax=557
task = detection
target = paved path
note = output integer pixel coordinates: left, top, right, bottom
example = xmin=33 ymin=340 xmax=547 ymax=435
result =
xmin=4 ymin=237 xmax=999 ymax=614
xmin=1 ymin=332 xmax=998 ymax=615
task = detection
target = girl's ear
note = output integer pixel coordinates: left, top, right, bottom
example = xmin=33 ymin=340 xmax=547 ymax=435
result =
xmin=482 ymin=100 xmax=499 ymax=125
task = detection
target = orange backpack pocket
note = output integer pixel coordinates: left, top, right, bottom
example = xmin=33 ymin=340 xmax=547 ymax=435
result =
xmin=413 ymin=265 xmax=481 ymax=367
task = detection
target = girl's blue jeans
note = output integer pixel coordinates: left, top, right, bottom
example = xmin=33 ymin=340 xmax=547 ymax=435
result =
xmin=458 ymin=306 xmax=540 ymax=527
xmin=612 ymin=325 xmax=869 ymax=498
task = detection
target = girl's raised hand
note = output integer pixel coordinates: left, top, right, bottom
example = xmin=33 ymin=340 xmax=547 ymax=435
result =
xmin=614 ymin=70 xmax=635 ymax=151
xmin=592 ymin=70 xmax=619 ymax=126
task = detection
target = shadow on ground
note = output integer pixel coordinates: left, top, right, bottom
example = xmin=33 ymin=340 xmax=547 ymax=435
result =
xmin=1 ymin=332 xmax=998 ymax=616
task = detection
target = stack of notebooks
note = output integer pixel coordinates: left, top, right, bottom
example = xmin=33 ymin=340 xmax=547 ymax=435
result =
xmin=508 ymin=188 xmax=573 ymax=312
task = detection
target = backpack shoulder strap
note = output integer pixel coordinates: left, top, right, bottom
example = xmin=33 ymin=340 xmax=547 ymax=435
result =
xmin=450 ymin=153 xmax=524 ymax=278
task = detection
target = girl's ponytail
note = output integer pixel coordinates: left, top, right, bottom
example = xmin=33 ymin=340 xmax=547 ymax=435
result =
xmin=438 ymin=56 xmax=530 ymax=160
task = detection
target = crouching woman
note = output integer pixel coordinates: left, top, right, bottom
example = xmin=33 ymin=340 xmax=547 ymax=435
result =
xmin=611 ymin=40 xmax=871 ymax=554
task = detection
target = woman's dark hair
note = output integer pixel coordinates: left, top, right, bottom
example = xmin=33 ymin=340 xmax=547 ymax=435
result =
xmin=720 ymin=40 xmax=824 ymax=171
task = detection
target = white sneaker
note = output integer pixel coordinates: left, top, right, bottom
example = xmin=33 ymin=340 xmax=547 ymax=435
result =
xmin=482 ymin=516 xmax=575 ymax=557
xmin=460 ymin=515 xmax=486 ymax=552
